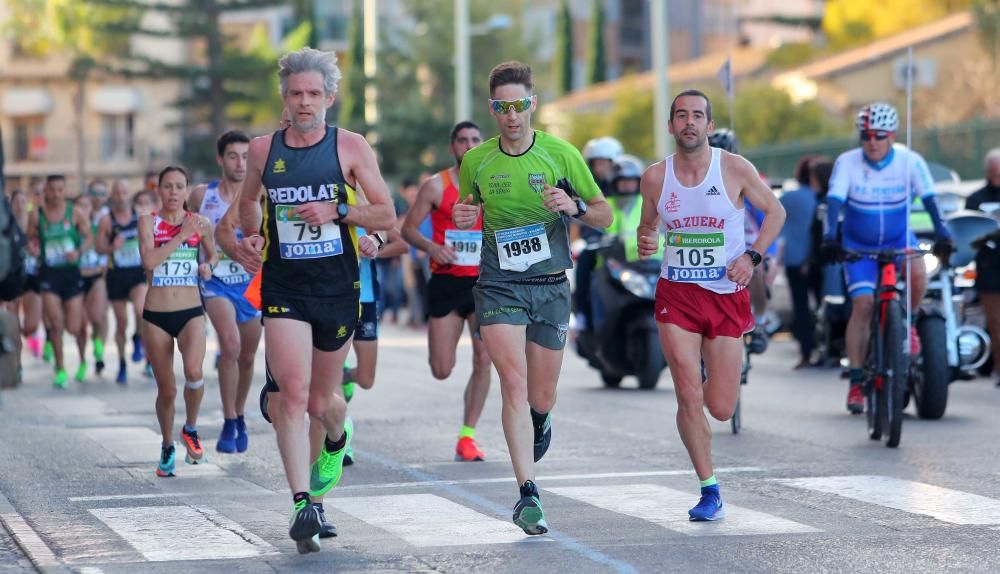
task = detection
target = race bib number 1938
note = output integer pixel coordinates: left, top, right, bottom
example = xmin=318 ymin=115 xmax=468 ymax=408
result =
xmin=495 ymin=224 xmax=551 ymax=272
xmin=276 ymin=204 xmax=343 ymax=260
xmin=665 ymin=231 xmax=726 ymax=282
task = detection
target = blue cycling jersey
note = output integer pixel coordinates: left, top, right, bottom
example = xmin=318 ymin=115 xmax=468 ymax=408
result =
xmin=827 ymin=145 xmax=937 ymax=246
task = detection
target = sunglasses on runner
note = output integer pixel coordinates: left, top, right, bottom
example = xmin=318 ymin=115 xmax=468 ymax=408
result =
xmin=860 ymin=130 xmax=892 ymax=142
xmin=489 ymin=97 xmax=532 ymax=115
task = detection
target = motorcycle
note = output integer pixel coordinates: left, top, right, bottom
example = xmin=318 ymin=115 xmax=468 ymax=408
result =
xmin=575 ymin=237 xmax=666 ymax=390
xmin=909 ymin=211 xmax=995 ymax=418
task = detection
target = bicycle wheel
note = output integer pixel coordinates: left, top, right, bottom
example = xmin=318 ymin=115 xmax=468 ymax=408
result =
xmin=884 ymin=299 xmax=907 ymax=448
xmin=866 ymin=319 xmax=883 ymax=441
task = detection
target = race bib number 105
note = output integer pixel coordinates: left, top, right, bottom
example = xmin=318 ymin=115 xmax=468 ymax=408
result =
xmin=276 ymin=204 xmax=343 ymax=260
xmin=665 ymin=231 xmax=726 ymax=282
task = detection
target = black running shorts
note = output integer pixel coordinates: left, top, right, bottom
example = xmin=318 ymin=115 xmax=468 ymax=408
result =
xmin=427 ymin=274 xmax=477 ymax=319
xmin=261 ymin=292 xmax=360 ymax=352
xmin=39 ymin=267 xmax=84 ymax=301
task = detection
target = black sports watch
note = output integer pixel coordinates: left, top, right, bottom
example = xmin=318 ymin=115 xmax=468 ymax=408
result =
xmin=335 ymin=202 xmax=349 ymax=222
xmin=571 ymin=198 xmax=588 ymax=219
xmin=744 ymin=249 xmax=762 ymax=267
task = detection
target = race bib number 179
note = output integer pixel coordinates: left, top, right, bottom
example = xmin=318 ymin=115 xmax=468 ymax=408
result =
xmin=152 ymin=246 xmax=198 ymax=287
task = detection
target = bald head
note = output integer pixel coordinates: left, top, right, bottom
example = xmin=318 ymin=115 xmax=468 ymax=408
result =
xmin=110 ymin=178 xmax=132 ymax=210
xmin=987 ymin=148 xmax=1000 ymax=187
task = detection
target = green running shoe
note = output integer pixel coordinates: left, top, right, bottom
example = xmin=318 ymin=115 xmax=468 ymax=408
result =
xmin=513 ymin=495 xmax=548 ymax=536
xmin=53 ymin=369 xmax=68 ymax=389
xmin=93 ymin=337 xmax=104 ymax=362
xmin=75 ymin=363 xmax=87 ymax=383
xmin=343 ymin=417 xmax=354 ymax=466
xmin=342 ymin=381 xmax=356 ymax=403
xmin=309 ymin=423 xmax=352 ymax=497
xmin=42 ymin=340 xmax=53 ymax=363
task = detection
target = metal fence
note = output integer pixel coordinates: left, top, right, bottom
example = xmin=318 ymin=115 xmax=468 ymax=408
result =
xmin=745 ymin=117 xmax=1000 ymax=181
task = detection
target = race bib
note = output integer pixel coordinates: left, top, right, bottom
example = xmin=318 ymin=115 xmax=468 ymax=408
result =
xmin=114 ymin=238 xmax=142 ymax=267
xmin=152 ymin=246 xmax=198 ymax=287
xmin=275 ymin=204 xmax=343 ymax=259
xmin=445 ymin=229 xmax=482 ymax=267
xmin=213 ymin=253 xmax=251 ymax=285
xmin=495 ymin=224 xmax=551 ymax=272
xmin=44 ymin=238 xmax=75 ymax=266
xmin=665 ymin=231 xmax=726 ymax=282
xmin=24 ymin=255 xmax=37 ymax=275
xmin=79 ymin=249 xmax=103 ymax=271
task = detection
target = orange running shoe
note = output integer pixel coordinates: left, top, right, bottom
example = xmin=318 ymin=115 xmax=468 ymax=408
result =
xmin=181 ymin=427 xmax=205 ymax=464
xmin=455 ymin=436 xmax=485 ymax=462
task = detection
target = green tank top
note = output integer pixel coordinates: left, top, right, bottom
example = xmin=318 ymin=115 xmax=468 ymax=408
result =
xmin=39 ymin=205 xmax=80 ymax=269
xmin=458 ymin=130 xmax=603 ymax=280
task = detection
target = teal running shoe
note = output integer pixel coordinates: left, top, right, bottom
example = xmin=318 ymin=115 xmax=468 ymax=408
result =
xmin=156 ymin=443 xmax=176 ymax=477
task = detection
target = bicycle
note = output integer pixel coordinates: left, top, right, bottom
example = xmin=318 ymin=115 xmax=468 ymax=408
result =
xmin=731 ymin=334 xmax=752 ymax=434
xmin=843 ymin=248 xmax=925 ymax=448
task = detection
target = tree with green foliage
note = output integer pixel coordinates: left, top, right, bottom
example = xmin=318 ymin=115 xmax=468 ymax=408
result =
xmin=555 ymin=0 xmax=574 ymax=94
xmin=587 ymin=0 xmax=607 ymax=85
xmin=822 ymin=0 xmax=976 ymax=50
xmin=338 ymin=0 xmax=366 ymax=133
xmin=291 ymin=0 xmax=318 ymax=48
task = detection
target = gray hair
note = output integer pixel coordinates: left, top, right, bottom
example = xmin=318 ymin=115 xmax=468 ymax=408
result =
xmin=986 ymin=148 xmax=1000 ymax=170
xmin=278 ymin=48 xmax=342 ymax=97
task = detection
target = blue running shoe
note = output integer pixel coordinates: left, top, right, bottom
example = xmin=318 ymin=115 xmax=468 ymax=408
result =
xmin=216 ymin=419 xmax=237 ymax=453
xmin=235 ymin=415 xmax=249 ymax=453
xmin=115 ymin=360 xmax=127 ymax=385
xmin=132 ymin=335 xmax=145 ymax=363
xmin=156 ymin=443 xmax=176 ymax=477
xmin=688 ymin=484 xmax=725 ymax=521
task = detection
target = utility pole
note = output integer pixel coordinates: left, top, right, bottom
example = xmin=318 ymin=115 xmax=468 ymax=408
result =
xmin=363 ymin=0 xmax=378 ymax=146
xmin=651 ymin=0 xmax=672 ymax=158
xmin=455 ymin=0 xmax=470 ymax=123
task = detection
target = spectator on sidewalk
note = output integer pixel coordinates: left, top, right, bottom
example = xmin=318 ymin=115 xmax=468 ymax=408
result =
xmin=781 ymin=157 xmax=820 ymax=368
xmin=967 ymin=148 xmax=1000 ymax=385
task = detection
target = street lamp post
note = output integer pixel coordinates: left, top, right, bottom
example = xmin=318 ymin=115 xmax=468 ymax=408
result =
xmin=652 ymin=0 xmax=672 ymax=158
xmin=364 ymin=0 xmax=378 ymax=145
xmin=454 ymin=1 xmax=512 ymax=124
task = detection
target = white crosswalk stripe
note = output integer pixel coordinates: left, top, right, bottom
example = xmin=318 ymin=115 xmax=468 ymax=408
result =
xmin=776 ymin=475 xmax=1000 ymax=525
xmin=89 ymin=506 xmax=277 ymax=561
xmin=547 ymin=483 xmax=820 ymax=536
xmin=329 ymin=493 xmax=544 ymax=547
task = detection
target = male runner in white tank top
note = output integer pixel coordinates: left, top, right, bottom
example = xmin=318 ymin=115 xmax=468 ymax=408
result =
xmin=637 ymin=89 xmax=785 ymax=522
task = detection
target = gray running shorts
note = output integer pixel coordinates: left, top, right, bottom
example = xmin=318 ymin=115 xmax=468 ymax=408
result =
xmin=473 ymin=274 xmax=571 ymax=350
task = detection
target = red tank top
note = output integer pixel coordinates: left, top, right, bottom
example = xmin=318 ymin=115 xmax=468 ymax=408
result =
xmin=153 ymin=213 xmax=201 ymax=248
xmin=430 ymin=169 xmax=482 ymax=277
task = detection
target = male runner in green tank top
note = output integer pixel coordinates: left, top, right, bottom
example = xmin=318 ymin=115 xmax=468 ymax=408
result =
xmin=26 ymin=175 xmax=94 ymax=387
xmin=453 ymin=61 xmax=613 ymax=534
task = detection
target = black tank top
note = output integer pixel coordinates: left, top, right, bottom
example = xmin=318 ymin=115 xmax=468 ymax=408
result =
xmin=110 ymin=209 xmax=142 ymax=269
xmin=260 ymin=126 xmax=359 ymax=298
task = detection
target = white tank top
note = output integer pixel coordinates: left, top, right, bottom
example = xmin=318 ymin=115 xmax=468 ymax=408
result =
xmin=657 ymin=147 xmax=745 ymax=294
xmin=199 ymin=181 xmax=229 ymax=227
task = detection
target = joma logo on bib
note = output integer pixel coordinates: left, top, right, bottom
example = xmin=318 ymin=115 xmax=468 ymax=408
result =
xmin=267 ymin=183 xmax=341 ymax=204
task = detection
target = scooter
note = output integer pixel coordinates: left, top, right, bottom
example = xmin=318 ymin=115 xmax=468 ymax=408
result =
xmin=910 ymin=211 xmax=995 ymax=419
xmin=575 ymin=237 xmax=666 ymax=390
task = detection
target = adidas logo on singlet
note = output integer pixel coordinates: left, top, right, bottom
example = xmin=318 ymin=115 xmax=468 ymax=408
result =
xmin=706 ymin=186 xmax=721 ymax=196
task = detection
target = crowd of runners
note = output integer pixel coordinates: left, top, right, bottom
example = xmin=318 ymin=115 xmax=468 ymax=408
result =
xmin=4 ymin=47 xmax=786 ymax=552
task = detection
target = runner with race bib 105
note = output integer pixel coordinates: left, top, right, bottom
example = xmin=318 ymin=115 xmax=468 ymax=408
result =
xmin=453 ymin=61 xmax=613 ymax=535
xmin=637 ymin=89 xmax=785 ymax=522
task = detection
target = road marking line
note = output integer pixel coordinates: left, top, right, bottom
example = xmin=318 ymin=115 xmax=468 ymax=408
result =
xmin=330 ymin=493 xmax=541 ymax=547
xmin=548 ymin=484 xmax=819 ymax=536
xmin=89 ymin=506 xmax=277 ymax=561
xmin=69 ymin=493 xmax=185 ymax=502
xmin=776 ymin=475 xmax=1000 ymax=525
xmin=336 ymin=466 xmax=765 ymax=492
xmin=0 ymin=489 xmax=71 ymax=573
xmin=83 ymin=427 xmax=226 ymax=476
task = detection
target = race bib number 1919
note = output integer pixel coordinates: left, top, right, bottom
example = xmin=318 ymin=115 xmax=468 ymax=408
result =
xmin=445 ymin=229 xmax=482 ymax=267
xmin=665 ymin=231 xmax=726 ymax=282
xmin=276 ymin=204 xmax=343 ymax=260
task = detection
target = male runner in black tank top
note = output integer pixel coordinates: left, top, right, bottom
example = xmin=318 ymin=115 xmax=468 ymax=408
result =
xmin=233 ymin=47 xmax=396 ymax=553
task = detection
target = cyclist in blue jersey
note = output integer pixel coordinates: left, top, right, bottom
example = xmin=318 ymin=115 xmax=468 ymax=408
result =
xmin=821 ymin=103 xmax=953 ymax=414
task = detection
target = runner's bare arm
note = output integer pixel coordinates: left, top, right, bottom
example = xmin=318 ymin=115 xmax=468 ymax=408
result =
xmin=373 ymin=226 xmax=409 ymax=259
xmin=188 ymin=184 xmax=207 ymax=214
xmin=334 ymin=130 xmax=396 ymax=230
xmin=735 ymin=156 xmax=786 ymax=258
xmin=238 ymin=136 xmax=269 ymax=240
xmin=198 ymin=215 xmax=219 ymax=279
xmin=402 ymin=175 xmax=454 ymax=263
xmin=95 ymin=214 xmax=114 ymax=255
xmin=25 ymin=210 xmax=39 ymax=257
xmin=637 ymin=162 xmax=665 ymax=258
xmin=74 ymin=208 xmax=94 ymax=260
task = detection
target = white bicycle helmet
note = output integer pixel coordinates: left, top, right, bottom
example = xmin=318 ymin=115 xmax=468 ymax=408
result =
xmin=856 ymin=103 xmax=899 ymax=132
xmin=582 ymin=137 xmax=624 ymax=162
xmin=613 ymin=154 xmax=644 ymax=181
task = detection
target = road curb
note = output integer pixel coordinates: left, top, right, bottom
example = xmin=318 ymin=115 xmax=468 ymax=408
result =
xmin=0 ymin=488 xmax=72 ymax=574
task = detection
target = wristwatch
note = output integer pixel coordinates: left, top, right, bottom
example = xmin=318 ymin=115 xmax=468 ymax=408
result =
xmin=571 ymin=198 xmax=588 ymax=219
xmin=373 ymin=233 xmax=386 ymax=251
xmin=744 ymin=249 xmax=762 ymax=267
xmin=335 ymin=202 xmax=349 ymax=222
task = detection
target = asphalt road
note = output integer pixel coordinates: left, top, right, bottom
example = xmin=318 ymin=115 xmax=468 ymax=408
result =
xmin=2 ymin=325 xmax=1000 ymax=574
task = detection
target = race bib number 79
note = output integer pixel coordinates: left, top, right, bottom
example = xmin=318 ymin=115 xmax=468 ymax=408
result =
xmin=665 ymin=231 xmax=726 ymax=282
xmin=276 ymin=203 xmax=343 ymax=260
